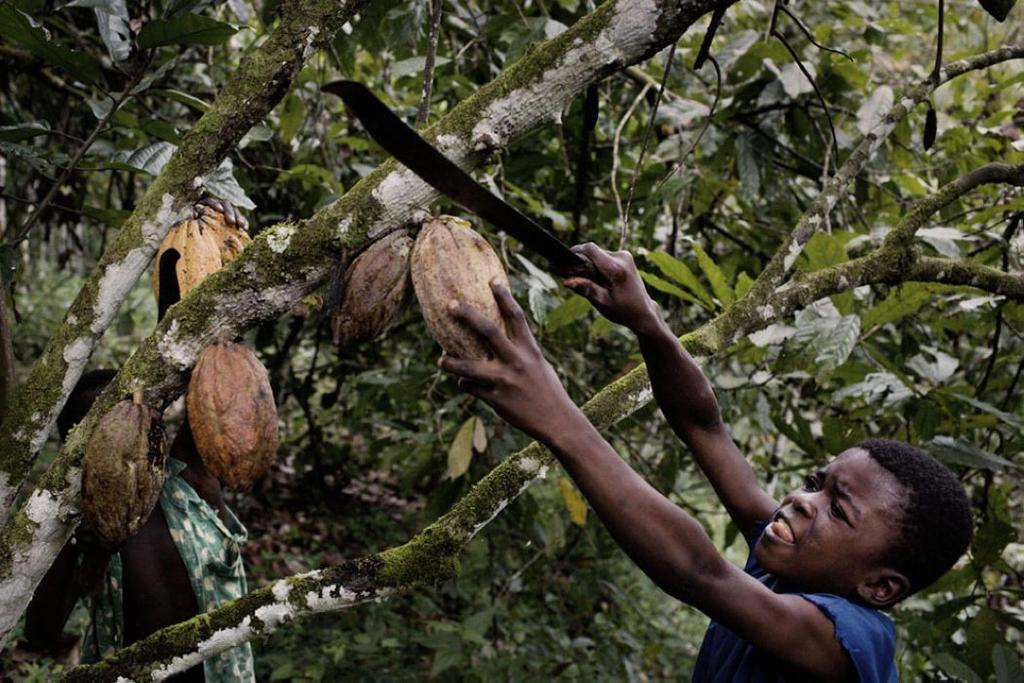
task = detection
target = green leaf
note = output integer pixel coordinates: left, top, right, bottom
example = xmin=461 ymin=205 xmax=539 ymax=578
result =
xmin=0 ymin=5 xmax=103 ymax=84
xmin=278 ymin=93 xmax=305 ymax=145
xmin=0 ymin=121 xmax=51 ymax=143
xmin=558 ymin=476 xmax=587 ymax=526
xmin=108 ymin=141 xmax=176 ymax=175
xmin=966 ymin=607 xmax=1003 ymax=679
xmin=447 ymin=417 xmax=477 ymax=479
xmin=932 ymin=654 xmax=982 ymax=683
xmin=644 ymin=251 xmax=713 ymax=306
xmin=545 ymin=294 xmax=592 ymax=332
xmin=692 ymin=243 xmax=734 ymax=307
xmin=861 ymin=283 xmax=936 ymax=330
xmin=391 ymin=55 xmax=451 ymax=78
xmin=812 ymin=315 xmax=860 ymax=383
xmin=137 ymin=14 xmax=238 ymax=49
xmin=923 ymin=436 xmax=1015 ymax=472
xmin=949 ymin=394 xmax=1023 ymax=432
xmin=150 ymin=88 xmax=211 ymax=113
xmin=993 ymin=645 xmax=1024 ymax=683
xmin=66 ymin=0 xmax=131 ymax=62
xmin=972 ymin=484 xmax=1017 ymax=567
xmin=206 ymin=159 xmax=256 ymax=210
xmin=638 ymin=271 xmax=707 ymax=309
xmin=734 ymin=271 xmax=754 ymax=299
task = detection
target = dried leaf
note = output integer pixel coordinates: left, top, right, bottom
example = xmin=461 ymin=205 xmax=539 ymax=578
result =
xmin=558 ymin=476 xmax=587 ymax=526
xmin=447 ymin=417 xmax=477 ymax=479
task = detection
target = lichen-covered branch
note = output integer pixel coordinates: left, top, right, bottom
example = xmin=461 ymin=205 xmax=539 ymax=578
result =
xmin=0 ymin=0 xmax=367 ymax=522
xmin=61 ymin=164 xmax=1024 ymax=680
xmin=0 ymin=0 xmax=731 ymax=643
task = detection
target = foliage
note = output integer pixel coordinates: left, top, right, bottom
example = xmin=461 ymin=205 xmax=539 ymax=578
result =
xmin=1 ymin=0 xmax=1022 ymax=680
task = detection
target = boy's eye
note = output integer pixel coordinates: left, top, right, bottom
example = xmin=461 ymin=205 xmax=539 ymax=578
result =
xmin=803 ymin=475 xmax=819 ymax=491
xmin=830 ymin=499 xmax=846 ymax=520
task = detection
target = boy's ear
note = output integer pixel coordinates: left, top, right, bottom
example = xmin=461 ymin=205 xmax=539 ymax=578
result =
xmin=855 ymin=569 xmax=910 ymax=608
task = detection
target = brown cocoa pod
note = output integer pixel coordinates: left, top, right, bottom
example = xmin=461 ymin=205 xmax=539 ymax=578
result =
xmin=152 ymin=208 xmax=251 ymax=319
xmin=186 ymin=341 xmax=279 ymax=489
xmin=410 ymin=216 xmax=511 ymax=360
xmin=332 ymin=231 xmax=414 ymax=347
xmin=81 ymin=392 xmax=167 ymax=549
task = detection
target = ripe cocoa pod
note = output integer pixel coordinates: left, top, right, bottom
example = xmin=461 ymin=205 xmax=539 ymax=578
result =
xmin=81 ymin=392 xmax=167 ymax=549
xmin=153 ymin=208 xmax=252 ymax=319
xmin=410 ymin=216 xmax=510 ymax=360
xmin=332 ymin=231 xmax=414 ymax=347
xmin=187 ymin=341 xmax=279 ymax=489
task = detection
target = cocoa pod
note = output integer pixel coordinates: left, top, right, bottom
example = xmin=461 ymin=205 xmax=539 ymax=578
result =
xmin=410 ymin=216 xmax=510 ymax=360
xmin=152 ymin=208 xmax=251 ymax=319
xmin=187 ymin=341 xmax=279 ymax=489
xmin=332 ymin=231 xmax=414 ymax=347
xmin=81 ymin=392 xmax=167 ymax=548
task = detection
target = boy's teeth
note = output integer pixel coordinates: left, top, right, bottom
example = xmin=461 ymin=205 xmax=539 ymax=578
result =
xmin=771 ymin=519 xmax=794 ymax=543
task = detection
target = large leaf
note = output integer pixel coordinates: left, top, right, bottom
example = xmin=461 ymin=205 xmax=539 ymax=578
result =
xmin=66 ymin=0 xmax=131 ymax=62
xmin=0 ymin=5 xmax=103 ymax=85
xmin=644 ymin=251 xmax=713 ymax=306
xmin=923 ymin=436 xmax=1015 ymax=472
xmin=558 ymin=476 xmax=587 ymax=526
xmin=137 ymin=13 xmax=238 ymax=49
xmin=0 ymin=121 xmax=51 ymax=143
xmin=692 ymin=243 xmax=734 ymax=307
xmin=638 ymin=271 xmax=708 ymax=309
xmin=206 ymin=159 xmax=256 ymax=210
xmin=545 ymin=294 xmax=592 ymax=332
xmin=447 ymin=417 xmax=478 ymax=480
xmin=107 ymin=141 xmax=176 ymax=175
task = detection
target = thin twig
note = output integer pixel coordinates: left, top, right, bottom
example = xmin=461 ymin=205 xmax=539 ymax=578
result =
xmin=7 ymin=66 xmax=147 ymax=245
xmin=930 ymin=0 xmax=945 ymax=85
xmin=771 ymin=27 xmax=840 ymax=166
xmin=417 ymin=0 xmax=444 ymax=126
xmin=611 ymin=83 xmax=651 ymax=241
xmin=622 ymin=43 xmax=676 ymax=248
xmin=779 ymin=5 xmax=852 ymax=61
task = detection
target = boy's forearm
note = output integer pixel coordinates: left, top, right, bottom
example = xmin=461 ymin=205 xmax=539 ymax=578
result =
xmin=542 ymin=410 xmax=725 ymax=600
xmin=635 ymin=317 xmax=722 ymax=431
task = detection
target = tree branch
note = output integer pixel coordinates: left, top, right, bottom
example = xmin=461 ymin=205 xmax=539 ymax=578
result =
xmin=0 ymin=0 xmax=738 ymax=642
xmin=0 ymin=0 xmax=368 ymax=523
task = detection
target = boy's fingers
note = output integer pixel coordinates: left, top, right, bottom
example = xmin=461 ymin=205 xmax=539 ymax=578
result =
xmin=440 ymin=355 xmax=498 ymax=384
xmin=564 ymin=278 xmax=610 ymax=308
xmin=448 ymin=301 xmax=515 ymax=358
xmin=571 ymin=242 xmax=626 ymax=283
xmin=490 ymin=281 xmax=530 ymax=339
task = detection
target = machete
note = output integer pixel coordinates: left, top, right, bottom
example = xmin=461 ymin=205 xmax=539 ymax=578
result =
xmin=322 ymin=80 xmax=600 ymax=281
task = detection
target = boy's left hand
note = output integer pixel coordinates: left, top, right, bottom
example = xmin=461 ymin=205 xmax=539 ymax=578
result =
xmin=440 ymin=280 xmax=580 ymax=443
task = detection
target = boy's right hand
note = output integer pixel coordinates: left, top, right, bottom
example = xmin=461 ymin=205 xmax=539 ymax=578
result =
xmin=564 ymin=243 xmax=662 ymax=337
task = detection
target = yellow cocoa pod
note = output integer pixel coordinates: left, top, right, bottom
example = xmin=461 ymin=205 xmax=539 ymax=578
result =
xmin=332 ymin=231 xmax=413 ymax=347
xmin=410 ymin=216 xmax=510 ymax=360
xmin=152 ymin=208 xmax=251 ymax=319
xmin=81 ymin=392 xmax=167 ymax=549
xmin=186 ymin=341 xmax=279 ymax=489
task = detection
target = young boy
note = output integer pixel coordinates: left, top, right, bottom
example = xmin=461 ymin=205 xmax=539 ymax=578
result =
xmin=440 ymin=243 xmax=974 ymax=681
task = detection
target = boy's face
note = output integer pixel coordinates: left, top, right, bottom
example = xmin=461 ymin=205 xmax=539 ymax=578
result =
xmin=754 ymin=447 xmax=908 ymax=604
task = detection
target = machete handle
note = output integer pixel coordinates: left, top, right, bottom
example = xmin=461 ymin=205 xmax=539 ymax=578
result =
xmin=553 ymin=255 xmax=607 ymax=286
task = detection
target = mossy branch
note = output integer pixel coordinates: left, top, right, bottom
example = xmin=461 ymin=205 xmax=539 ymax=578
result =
xmin=0 ymin=0 xmax=368 ymax=522
xmin=0 ymin=0 xmax=733 ymax=644
xmin=62 ymin=163 xmax=1024 ymax=681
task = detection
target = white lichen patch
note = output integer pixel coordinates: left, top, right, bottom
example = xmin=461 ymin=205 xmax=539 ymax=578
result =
xmin=782 ymin=240 xmax=804 ymax=272
xmin=435 ymin=134 xmax=462 ymax=154
xmin=115 ymin=677 xmax=135 ymax=683
xmin=757 ymin=304 xmax=775 ymax=321
xmin=631 ymin=386 xmax=654 ymax=411
xmin=152 ymin=618 xmax=254 ymax=682
xmin=335 ymin=216 xmax=353 ymax=240
xmin=266 ymin=225 xmax=296 ymax=253
xmin=0 ymin=488 xmax=77 ymax=635
xmin=192 ymin=176 xmax=205 ymax=189
xmin=254 ymin=602 xmax=295 ymax=628
xmin=157 ymin=319 xmax=201 ymax=371
xmin=471 ymin=497 xmax=512 ymax=539
xmin=304 ymin=583 xmax=360 ymax=612
xmin=271 ymin=578 xmax=292 ymax=602
xmin=518 ymin=455 xmax=543 ymax=475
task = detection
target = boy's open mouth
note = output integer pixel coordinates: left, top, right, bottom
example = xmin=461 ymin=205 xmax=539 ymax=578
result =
xmin=769 ymin=514 xmax=796 ymax=544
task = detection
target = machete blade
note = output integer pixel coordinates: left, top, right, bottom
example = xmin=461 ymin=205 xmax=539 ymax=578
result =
xmin=322 ymin=79 xmax=597 ymax=280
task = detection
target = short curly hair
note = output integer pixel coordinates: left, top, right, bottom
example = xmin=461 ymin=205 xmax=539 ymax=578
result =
xmin=857 ymin=438 xmax=973 ymax=596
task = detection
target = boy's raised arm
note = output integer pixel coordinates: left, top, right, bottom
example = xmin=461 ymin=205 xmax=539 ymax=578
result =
xmin=440 ymin=283 xmax=853 ymax=681
xmin=564 ymin=244 xmax=777 ymax=535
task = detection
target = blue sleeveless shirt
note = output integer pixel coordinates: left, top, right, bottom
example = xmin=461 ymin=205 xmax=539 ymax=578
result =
xmin=692 ymin=520 xmax=899 ymax=682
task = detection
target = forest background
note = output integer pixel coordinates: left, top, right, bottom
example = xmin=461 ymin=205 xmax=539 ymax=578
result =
xmin=0 ymin=0 xmax=1022 ymax=680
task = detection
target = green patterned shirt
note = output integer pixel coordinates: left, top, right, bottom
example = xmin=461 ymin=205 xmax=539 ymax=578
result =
xmin=83 ymin=458 xmax=255 ymax=681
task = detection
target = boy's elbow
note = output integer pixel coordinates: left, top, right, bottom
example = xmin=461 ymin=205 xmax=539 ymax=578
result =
xmin=662 ymin=548 xmax=732 ymax=604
